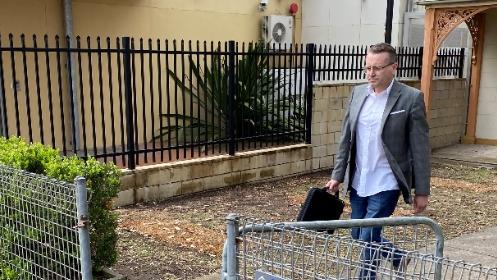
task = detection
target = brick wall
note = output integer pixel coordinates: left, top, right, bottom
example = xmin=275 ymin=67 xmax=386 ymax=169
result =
xmin=115 ymin=79 xmax=468 ymax=206
xmin=311 ymin=78 xmax=468 ymax=164
xmin=310 ymin=83 xmax=353 ymax=171
xmin=116 ymin=145 xmax=313 ymax=206
xmin=404 ymin=79 xmax=468 ymax=149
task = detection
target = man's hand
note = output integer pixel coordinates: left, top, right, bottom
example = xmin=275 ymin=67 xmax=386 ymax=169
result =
xmin=413 ymin=195 xmax=429 ymax=214
xmin=325 ymin=179 xmax=341 ymax=193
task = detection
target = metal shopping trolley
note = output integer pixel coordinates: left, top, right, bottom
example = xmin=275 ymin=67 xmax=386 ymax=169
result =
xmin=221 ymin=214 xmax=497 ymax=280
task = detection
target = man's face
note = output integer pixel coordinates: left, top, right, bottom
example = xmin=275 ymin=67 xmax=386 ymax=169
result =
xmin=364 ymin=52 xmax=397 ymax=92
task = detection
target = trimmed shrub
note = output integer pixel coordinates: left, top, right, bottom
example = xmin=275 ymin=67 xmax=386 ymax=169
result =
xmin=0 ymin=136 xmax=120 ymax=275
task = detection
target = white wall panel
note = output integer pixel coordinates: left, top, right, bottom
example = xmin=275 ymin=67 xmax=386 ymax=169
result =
xmin=476 ymin=9 xmax=497 ymax=139
xmin=302 ymin=0 xmax=406 ymax=46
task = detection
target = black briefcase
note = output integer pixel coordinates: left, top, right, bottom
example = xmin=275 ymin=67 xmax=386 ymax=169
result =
xmin=297 ymin=187 xmax=345 ymax=233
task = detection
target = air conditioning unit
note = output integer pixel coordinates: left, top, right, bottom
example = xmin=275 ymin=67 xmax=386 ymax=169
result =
xmin=262 ymin=15 xmax=293 ymax=46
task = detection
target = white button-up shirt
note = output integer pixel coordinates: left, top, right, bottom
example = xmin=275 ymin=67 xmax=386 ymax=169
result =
xmin=352 ymin=80 xmax=399 ymax=197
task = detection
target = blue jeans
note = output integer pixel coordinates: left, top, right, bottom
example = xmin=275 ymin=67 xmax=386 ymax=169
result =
xmin=349 ymin=188 xmax=403 ymax=279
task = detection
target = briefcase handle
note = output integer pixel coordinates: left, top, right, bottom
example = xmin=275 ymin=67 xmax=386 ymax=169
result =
xmin=323 ymin=186 xmax=340 ymax=198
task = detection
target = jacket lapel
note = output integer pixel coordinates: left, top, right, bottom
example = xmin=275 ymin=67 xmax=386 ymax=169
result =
xmin=381 ymin=80 xmax=401 ymax=131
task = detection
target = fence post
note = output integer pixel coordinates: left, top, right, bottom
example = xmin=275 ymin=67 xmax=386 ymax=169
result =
xmin=0 ymin=54 xmax=7 ymax=137
xmin=227 ymin=40 xmax=236 ymax=155
xmin=458 ymin=48 xmax=465 ymax=79
xmin=225 ymin=214 xmax=239 ymax=279
xmin=418 ymin=47 xmax=424 ymax=79
xmin=305 ymin=43 xmax=315 ymax=144
xmin=75 ymin=177 xmax=92 ymax=280
xmin=122 ymin=37 xmax=136 ymax=169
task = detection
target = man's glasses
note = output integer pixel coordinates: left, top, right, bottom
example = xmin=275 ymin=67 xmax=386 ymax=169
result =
xmin=363 ymin=62 xmax=395 ymax=73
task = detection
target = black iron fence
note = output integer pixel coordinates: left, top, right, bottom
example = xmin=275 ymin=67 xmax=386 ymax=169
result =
xmin=0 ymin=34 xmax=466 ymax=169
xmin=313 ymin=45 xmax=465 ymax=81
xmin=0 ymin=35 xmax=314 ymax=169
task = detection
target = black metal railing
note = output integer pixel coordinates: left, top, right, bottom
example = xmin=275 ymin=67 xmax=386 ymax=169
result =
xmin=314 ymin=45 xmax=465 ymax=81
xmin=0 ymin=34 xmax=466 ymax=169
xmin=0 ymin=35 xmax=314 ymax=169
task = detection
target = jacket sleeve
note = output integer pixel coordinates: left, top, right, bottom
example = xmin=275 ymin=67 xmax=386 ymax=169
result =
xmin=409 ymin=92 xmax=431 ymax=196
xmin=331 ymin=87 xmax=354 ymax=182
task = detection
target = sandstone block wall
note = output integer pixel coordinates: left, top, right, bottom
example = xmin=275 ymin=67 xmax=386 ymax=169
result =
xmin=116 ymin=79 xmax=468 ymax=206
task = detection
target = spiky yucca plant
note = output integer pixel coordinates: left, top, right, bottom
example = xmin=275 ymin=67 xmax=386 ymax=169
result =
xmin=157 ymin=43 xmax=304 ymax=145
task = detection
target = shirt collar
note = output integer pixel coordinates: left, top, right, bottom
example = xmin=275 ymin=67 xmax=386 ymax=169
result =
xmin=367 ymin=79 xmax=395 ymax=97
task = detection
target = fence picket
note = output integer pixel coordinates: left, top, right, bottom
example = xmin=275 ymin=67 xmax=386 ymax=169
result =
xmin=149 ymin=38 xmax=156 ymax=162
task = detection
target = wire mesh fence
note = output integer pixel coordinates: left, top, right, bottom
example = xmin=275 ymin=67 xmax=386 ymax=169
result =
xmin=222 ymin=215 xmax=497 ymax=280
xmin=0 ymin=164 xmax=91 ymax=280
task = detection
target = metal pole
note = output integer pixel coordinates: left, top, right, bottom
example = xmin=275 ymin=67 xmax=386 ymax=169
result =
xmin=227 ymin=41 xmax=236 ymax=155
xmin=75 ymin=177 xmax=92 ymax=280
xmin=385 ymin=0 xmax=394 ymax=44
xmin=225 ymin=213 xmax=239 ymax=279
xmin=305 ymin=43 xmax=315 ymax=144
xmin=0 ymin=57 xmax=7 ymax=137
xmin=122 ymin=37 xmax=136 ymax=169
xmin=63 ymin=0 xmax=80 ymax=152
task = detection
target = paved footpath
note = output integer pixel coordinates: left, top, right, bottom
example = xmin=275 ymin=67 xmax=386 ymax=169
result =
xmin=432 ymin=144 xmax=497 ymax=167
xmin=442 ymin=226 xmax=497 ymax=267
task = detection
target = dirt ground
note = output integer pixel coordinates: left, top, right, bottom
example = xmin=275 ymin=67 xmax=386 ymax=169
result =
xmin=111 ymin=161 xmax=497 ymax=279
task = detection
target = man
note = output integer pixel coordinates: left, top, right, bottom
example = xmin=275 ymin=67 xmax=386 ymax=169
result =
xmin=325 ymin=43 xmax=431 ymax=278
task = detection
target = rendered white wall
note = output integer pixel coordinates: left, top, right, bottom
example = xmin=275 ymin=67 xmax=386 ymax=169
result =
xmin=476 ymin=10 xmax=497 ymax=140
xmin=302 ymin=0 xmax=407 ymax=46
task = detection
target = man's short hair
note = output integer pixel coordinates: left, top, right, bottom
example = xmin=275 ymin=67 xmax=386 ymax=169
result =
xmin=368 ymin=43 xmax=397 ymax=63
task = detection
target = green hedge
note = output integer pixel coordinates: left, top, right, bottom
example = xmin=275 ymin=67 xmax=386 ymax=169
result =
xmin=0 ymin=136 xmax=120 ymax=275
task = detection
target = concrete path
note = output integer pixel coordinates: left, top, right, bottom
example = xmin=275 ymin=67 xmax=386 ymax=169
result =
xmin=443 ymin=226 xmax=497 ymax=267
xmin=432 ymin=144 xmax=497 ymax=167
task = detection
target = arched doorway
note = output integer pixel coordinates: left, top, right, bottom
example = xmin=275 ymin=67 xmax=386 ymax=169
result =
xmin=419 ymin=1 xmax=497 ymax=144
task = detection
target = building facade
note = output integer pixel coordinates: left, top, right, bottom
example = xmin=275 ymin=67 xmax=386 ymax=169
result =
xmin=301 ymin=0 xmax=470 ymax=48
xmin=0 ymin=0 xmax=302 ymax=43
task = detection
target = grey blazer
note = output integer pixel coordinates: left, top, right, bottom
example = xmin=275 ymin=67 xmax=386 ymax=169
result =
xmin=331 ymin=80 xmax=430 ymax=204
